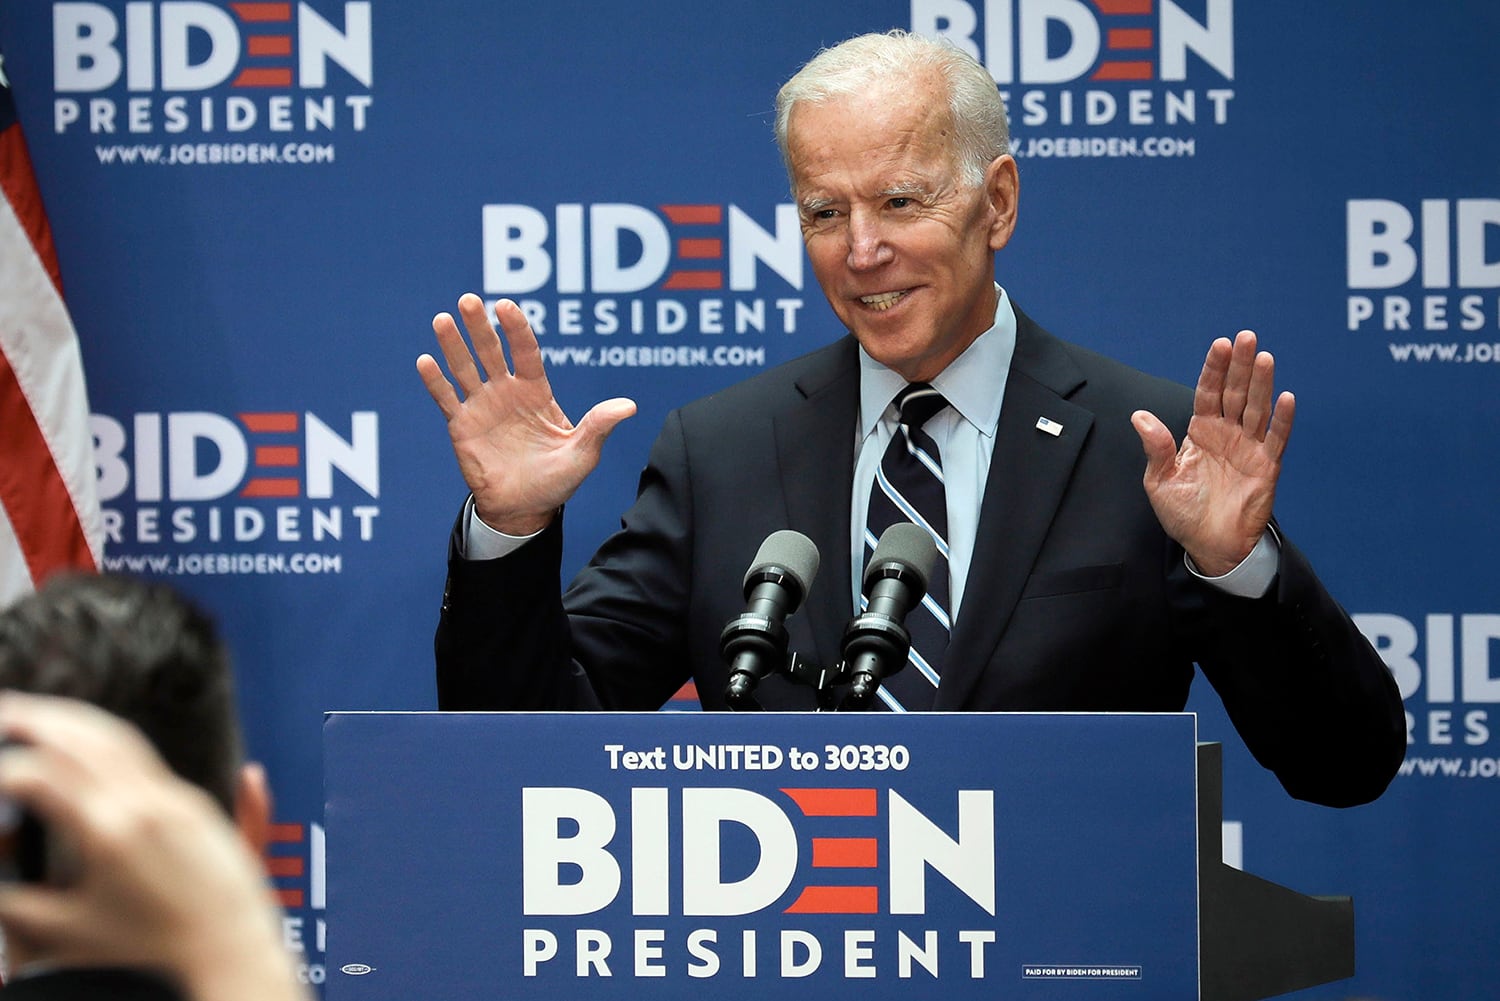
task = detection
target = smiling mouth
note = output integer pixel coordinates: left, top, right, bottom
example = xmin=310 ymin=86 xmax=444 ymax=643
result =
xmin=859 ymin=290 xmax=909 ymax=311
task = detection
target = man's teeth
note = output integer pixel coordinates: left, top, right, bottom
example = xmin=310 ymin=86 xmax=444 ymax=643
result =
xmin=860 ymin=291 xmax=907 ymax=310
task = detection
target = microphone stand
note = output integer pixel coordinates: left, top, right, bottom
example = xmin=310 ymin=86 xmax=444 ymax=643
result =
xmin=723 ymin=649 xmax=896 ymax=712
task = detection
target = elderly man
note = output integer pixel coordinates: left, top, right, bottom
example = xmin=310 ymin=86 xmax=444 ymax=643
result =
xmin=418 ymin=31 xmax=1404 ymax=807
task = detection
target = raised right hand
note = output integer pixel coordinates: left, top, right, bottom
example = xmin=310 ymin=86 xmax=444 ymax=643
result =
xmin=417 ymin=294 xmax=636 ymax=536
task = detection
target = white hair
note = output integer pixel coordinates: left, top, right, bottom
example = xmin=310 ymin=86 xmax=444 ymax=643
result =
xmin=773 ymin=29 xmax=1010 ymax=188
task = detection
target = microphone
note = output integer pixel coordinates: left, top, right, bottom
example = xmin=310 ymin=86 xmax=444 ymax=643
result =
xmin=721 ymin=530 xmax=820 ymax=709
xmin=841 ymin=523 xmax=939 ymax=709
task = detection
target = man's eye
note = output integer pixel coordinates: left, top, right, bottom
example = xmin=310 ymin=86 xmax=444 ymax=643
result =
xmin=815 ymin=209 xmax=840 ymax=220
xmin=888 ymin=197 xmax=912 ymax=209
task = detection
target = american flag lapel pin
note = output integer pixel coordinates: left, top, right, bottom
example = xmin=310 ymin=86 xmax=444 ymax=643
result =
xmin=1035 ymin=416 xmax=1063 ymax=437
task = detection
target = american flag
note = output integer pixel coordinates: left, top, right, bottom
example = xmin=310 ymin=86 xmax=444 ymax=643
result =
xmin=0 ymin=48 xmax=102 ymax=605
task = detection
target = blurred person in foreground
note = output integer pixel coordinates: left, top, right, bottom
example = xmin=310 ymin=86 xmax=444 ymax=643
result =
xmin=0 ymin=575 xmax=305 ymax=1001
xmin=0 ymin=693 xmax=305 ymax=1001
xmin=420 ymin=30 xmax=1405 ymax=808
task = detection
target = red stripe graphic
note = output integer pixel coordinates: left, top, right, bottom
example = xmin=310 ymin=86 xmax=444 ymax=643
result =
xmin=785 ymin=886 xmax=879 ymax=914
xmin=1093 ymin=0 xmax=1152 ymax=13
xmin=266 ymin=856 xmax=304 ymax=877
xmin=265 ymin=815 xmax=306 ymax=908
xmin=231 ymin=3 xmax=292 ymax=21
xmin=269 ymin=823 xmax=305 ymax=842
xmin=781 ymin=788 xmax=877 ymax=816
xmin=255 ymin=445 xmax=299 ymax=467
xmin=811 ymin=837 xmax=878 ymax=868
xmin=233 ymin=68 xmax=294 ymax=88
xmin=240 ymin=412 xmax=299 ymax=433
xmin=1092 ymin=61 xmax=1154 ymax=80
xmin=660 ymin=204 xmax=722 ymax=225
xmin=1107 ymin=28 xmax=1153 ymax=49
xmin=662 ymin=271 xmax=723 ymax=290
xmin=247 ymin=35 xmax=293 ymax=57
xmin=241 ymin=478 xmax=299 ymax=497
xmin=676 ymin=238 xmax=722 ymax=259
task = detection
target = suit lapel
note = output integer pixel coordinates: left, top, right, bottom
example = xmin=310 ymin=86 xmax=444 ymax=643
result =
xmin=775 ymin=339 xmax=859 ymax=671
xmin=936 ymin=312 xmax=1094 ymax=709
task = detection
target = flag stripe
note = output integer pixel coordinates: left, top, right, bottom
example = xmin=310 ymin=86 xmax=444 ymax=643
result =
xmin=0 ymin=125 xmax=61 ymax=293
xmin=0 ymin=91 xmax=102 ymax=606
xmin=0 ymin=498 xmax=34 ymax=600
xmin=0 ymin=349 xmax=91 ymax=589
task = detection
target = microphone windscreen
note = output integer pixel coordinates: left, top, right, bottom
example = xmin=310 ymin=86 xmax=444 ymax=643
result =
xmin=864 ymin=523 xmax=938 ymax=594
xmin=745 ymin=529 xmax=821 ymax=597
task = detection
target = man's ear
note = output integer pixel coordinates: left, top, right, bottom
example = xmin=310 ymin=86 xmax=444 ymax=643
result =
xmin=234 ymin=761 xmax=274 ymax=857
xmin=985 ymin=154 xmax=1020 ymax=252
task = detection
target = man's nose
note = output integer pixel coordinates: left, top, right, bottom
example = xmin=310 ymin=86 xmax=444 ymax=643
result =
xmin=846 ymin=210 xmax=894 ymax=271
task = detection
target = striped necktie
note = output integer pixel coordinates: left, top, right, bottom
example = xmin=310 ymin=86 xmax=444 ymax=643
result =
xmin=863 ymin=383 xmax=951 ymax=711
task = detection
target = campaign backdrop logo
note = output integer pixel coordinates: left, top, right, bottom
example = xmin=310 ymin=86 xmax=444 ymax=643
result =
xmin=267 ymin=817 xmax=328 ymax=986
xmin=1346 ymin=198 xmax=1500 ymax=364
xmin=912 ymin=0 xmax=1234 ymax=160
xmin=92 ymin=409 xmax=379 ymax=575
xmin=325 ymin=714 xmax=1197 ymax=996
xmin=521 ymin=782 xmax=998 ymax=981
xmin=1356 ymin=613 xmax=1500 ymax=774
xmin=52 ymin=1 xmax=372 ymax=165
xmin=482 ymin=202 xmax=805 ymax=369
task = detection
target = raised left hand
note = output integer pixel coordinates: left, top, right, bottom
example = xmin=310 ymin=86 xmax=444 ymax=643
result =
xmin=1131 ymin=330 xmax=1295 ymax=577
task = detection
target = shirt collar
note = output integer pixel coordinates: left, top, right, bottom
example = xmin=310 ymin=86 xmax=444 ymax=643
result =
xmin=858 ymin=285 xmax=1018 ymax=439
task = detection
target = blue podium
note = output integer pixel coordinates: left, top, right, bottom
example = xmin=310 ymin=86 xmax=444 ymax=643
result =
xmin=323 ymin=712 xmax=1351 ymax=1000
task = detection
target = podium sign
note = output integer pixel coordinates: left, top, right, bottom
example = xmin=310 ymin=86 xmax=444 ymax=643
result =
xmin=325 ymin=712 xmax=1198 ymax=1000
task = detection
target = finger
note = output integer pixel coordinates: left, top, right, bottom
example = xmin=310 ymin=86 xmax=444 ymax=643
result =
xmin=1193 ymin=337 xmax=1233 ymax=419
xmin=1219 ymin=329 xmax=1257 ymax=422
xmin=493 ymin=299 xmax=549 ymax=383
xmin=464 ymin=295 xmax=514 ymax=381
xmin=432 ymin=308 xmax=485 ymax=397
xmin=1130 ymin=410 xmax=1178 ymax=484
xmin=0 ymin=695 xmax=164 ymax=823
xmin=574 ymin=398 xmax=638 ymax=456
xmin=0 ymin=744 xmax=98 ymax=843
xmin=415 ymin=354 xmax=462 ymax=420
xmin=0 ymin=693 xmax=155 ymax=771
xmin=0 ymin=884 xmax=91 ymax=953
xmin=1264 ymin=391 xmax=1296 ymax=461
xmin=1240 ymin=350 xmax=1276 ymax=439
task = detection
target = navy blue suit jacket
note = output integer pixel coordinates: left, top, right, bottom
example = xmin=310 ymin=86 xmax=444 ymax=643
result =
xmin=436 ymin=308 xmax=1405 ymax=807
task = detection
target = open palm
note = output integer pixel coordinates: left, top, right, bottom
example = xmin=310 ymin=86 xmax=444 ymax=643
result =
xmin=417 ymin=294 xmax=635 ymax=536
xmin=1132 ymin=331 xmax=1294 ymax=577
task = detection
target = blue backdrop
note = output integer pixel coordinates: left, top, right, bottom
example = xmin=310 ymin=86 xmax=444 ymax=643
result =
xmin=1 ymin=2 xmax=1495 ymax=996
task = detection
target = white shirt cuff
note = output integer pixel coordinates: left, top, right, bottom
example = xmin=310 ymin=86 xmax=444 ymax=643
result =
xmin=1184 ymin=528 xmax=1280 ymax=599
xmin=460 ymin=496 xmax=544 ymax=561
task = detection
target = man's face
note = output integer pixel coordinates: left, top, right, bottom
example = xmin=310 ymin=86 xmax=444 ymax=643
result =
xmin=787 ymin=72 xmax=1017 ymax=383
